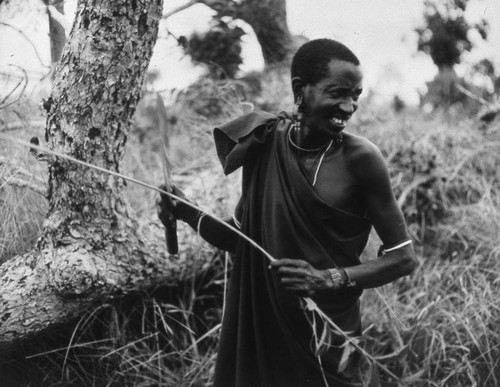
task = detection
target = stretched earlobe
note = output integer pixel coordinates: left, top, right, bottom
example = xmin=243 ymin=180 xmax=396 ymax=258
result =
xmin=292 ymin=93 xmax=303 ymax=131
xmin=291 ymin=77 xmax=305 ymax=101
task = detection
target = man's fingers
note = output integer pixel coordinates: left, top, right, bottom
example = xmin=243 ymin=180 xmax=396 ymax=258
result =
xmin=270 ymin=258 xmax=309 ymax=268
xmin=158 ymin=184 xmax=168 ymax=199
xmin=276 ymin=266 xmax=304 ymax=277
xmin=280 ymin=277 xmax=304 ymax=285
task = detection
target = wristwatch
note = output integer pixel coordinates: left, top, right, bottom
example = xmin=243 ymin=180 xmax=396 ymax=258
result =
xmin=328 ymin=267 xmax=357 ymax=289
xmin=328 ymin=268 xmax=345 ymax=289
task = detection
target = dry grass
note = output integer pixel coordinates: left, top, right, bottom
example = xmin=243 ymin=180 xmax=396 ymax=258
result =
xmin=354 ymin=106 xmax=500 ymax=386
xmin=1 ymin=75 xmax=500 ymax=386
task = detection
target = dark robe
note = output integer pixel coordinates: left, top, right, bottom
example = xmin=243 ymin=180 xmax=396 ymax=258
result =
xmin=212 ymin=111 xmax=372 ymax=387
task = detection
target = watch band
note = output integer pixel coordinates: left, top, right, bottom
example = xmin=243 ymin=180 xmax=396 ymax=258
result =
xmin=328 ymin=267 xmax=356 ymax=289
xmin=341 ymin=267 xmax=357 ymax=287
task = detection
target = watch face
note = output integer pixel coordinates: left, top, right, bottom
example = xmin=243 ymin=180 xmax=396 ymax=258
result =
xmin=329 ymin=268 xmax=345 ymax=288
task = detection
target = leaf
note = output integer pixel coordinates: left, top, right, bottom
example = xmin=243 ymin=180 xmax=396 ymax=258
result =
xmin=338 ymin=341 xmax=357 ymax=373
xmin=401 ymin=369 xmax=427 ymax=383
xmin=364 ymin=362 xmax=381 ymax=387
xmin=374 ymin=344 xmax=409 ymax=362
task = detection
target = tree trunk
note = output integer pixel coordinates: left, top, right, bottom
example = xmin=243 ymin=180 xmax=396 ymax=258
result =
xmin=236 ymin=0 xmax=293 ymax=66
xmin=41 ymin=0 xmax=66 ymax=75
xmin=202 ymin=0 xmax=294 ymax=66
xmin=0 ymin=0 xmax=173 ymax=346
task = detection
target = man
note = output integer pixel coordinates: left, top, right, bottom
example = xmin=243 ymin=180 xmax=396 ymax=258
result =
xmin=158 ymin=38 xmax=417 ymax=386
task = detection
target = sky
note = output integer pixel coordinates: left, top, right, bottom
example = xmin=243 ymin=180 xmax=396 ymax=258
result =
xmin=1 ymin=0 xmax=500 ymax=105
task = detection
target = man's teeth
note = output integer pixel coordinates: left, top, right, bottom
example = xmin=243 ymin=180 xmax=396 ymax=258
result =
xmin=331 ymin=117 xmax=347 ymax=126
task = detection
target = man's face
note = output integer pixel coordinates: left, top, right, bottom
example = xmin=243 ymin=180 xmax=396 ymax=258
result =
xmin=301 ymin=59 xmax=363 ymax=135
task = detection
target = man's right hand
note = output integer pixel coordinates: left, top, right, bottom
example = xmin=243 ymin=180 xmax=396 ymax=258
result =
xmin=156 ymin=184 xmax=198 ymax=226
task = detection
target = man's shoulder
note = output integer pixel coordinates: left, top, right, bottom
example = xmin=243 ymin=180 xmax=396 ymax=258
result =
xmin=342 ymin=132 xmax=383 ymax=163
xmin=341 ymin=132 xmax=388 ymax=184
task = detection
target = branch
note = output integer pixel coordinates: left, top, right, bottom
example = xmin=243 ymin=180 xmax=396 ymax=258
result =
xmin=0 ymin=22 xmax=50 ymax=69
xmin=47 ymin=5 xmax=71 ymax=33
xmin=162 ymin=0 xmax=199 ymax=19
xmin=0 ymin=156 xmax=46 ymax=185
xmin=0 ymin=65 xmax=28 ymax=109
xmin=162 ymin=0 xmax=239 ymax=19
xmin=455 ymin=84 xmax=490 ymax=106
xmin=198 ymin=0 xmax=240 ymax=17
xmin=0 ymin=120 xmax=45 ymax=133
xmin=1 ymin=175 xmax=46 ymax=195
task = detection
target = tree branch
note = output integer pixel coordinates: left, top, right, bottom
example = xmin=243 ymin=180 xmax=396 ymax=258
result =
xmin=162 ymin=0 xmax=199 ymax=19
xmin=162 ymin=0 xmax=240 ymax=20
xmin=0 ymin=22 xmax=50 ymax=68
xmin=0 ymin=65 xmax=28 ymax=109
xmin=0 ymin=156 xmax=46 ymax=185
xmin=47 ymin=5 xmax=71 ymax=33
xmin=1 ymin=176 xmax=46 ymax=195
xmin=0 ymin=120 xmax=45 ymax=133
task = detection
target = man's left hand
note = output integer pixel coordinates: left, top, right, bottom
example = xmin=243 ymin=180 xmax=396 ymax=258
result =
xmin=270 ymin=258 xmax=332 ymax=297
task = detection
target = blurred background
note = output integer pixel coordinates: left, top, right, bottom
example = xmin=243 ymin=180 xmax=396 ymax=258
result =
xmin=1 ymin=0 xmax=499 ymax=107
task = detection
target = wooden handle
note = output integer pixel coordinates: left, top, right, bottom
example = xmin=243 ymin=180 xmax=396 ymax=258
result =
xmin=165 ymin=219 xmax=178 ymax=255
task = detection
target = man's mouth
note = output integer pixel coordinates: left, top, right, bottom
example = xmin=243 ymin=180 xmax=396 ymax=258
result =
xmin=330 ymin=116 xmax=349 ymax=127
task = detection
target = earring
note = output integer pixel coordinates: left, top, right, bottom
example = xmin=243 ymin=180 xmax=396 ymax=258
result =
xmin=292 ymin=95 xmax=303 ymax=132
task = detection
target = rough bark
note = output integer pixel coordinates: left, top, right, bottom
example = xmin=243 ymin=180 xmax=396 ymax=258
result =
xmin=0 ymin=0 xmax=172 ymax=346
xmin=200 ymin=0 xmax=294 ymax=66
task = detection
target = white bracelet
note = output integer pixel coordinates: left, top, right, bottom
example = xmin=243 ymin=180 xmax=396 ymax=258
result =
xmin=381 ymin=239 xmax=412 ymax=255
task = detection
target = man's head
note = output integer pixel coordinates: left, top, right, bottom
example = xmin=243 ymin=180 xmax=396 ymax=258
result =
xmin=290 ymin=39 xmax=363 ymax=135
xmin=291 ymin=39 xmax=360 ymax=86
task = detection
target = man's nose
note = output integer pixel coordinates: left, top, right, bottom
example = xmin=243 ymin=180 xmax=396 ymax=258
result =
xmin=339 ymin=98 xmax=357 ymax=114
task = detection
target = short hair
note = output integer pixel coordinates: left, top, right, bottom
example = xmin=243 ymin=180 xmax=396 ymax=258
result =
xmin=291 ymin=39 xmax=360 ymax=85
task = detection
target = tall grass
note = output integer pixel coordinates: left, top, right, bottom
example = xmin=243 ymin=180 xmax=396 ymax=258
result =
xmin=0 ymin=111 xmax=47 ymax=264
xmin=1 ymin=75 xmax=499 ymax=386
xmin=354 ymin=106 xmax=500 ymax=386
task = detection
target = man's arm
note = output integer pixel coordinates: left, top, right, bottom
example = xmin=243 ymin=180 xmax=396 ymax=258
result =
xmin=271 ymin=139 xmax=417 ymax=297
xmin=184 ymin=213 xmax=240 ymax=254
xmin=157 ymin=185 xmax=240 ymax=254
xmin=343 ymin=139 xmax=417 ymax=288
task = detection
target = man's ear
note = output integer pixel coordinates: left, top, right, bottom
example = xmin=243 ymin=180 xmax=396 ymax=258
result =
xmin=291 ymin=77 xmax=305 ymax=101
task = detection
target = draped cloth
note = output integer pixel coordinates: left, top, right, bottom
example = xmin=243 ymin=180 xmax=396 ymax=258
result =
xmin=212 ymin=111 xmax=372 ymax=387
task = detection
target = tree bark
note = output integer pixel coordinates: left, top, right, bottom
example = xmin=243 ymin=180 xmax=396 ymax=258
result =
xmin=0 ymin=0 xmax=173 ymax=346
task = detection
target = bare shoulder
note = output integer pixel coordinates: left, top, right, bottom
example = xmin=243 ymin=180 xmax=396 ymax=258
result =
xmin=342 ymin=132 xmax=384 ymax=163
xmin=341 ymin=132 xmax=388 ymax=183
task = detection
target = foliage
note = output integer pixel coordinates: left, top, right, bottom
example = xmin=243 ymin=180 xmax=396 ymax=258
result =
xmin=415 ymin=0 xmax=488 ymax=70
xmin=415 ymin=0 xmax=494 ymax=111
xmin=180 ymin=18 xmax=245 ymax=80
xmin=465 ymin=58 xmax=500 ymax=101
